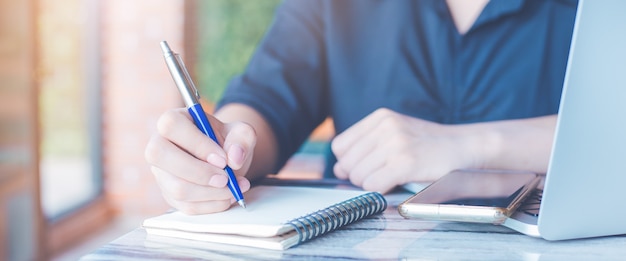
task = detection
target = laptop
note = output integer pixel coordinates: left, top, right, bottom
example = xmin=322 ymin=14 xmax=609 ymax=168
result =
xmin=501 ymin=0 xmax=626 ymax=240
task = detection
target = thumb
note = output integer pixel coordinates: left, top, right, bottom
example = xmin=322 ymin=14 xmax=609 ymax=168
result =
xmin=223 ymin=121 xmax=257 ymax=170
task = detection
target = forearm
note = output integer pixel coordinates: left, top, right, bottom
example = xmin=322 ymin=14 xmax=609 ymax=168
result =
xmin=462 ymin=115 xmax=557 ymax=173
xmin=215 ymin=103 xmax=279 ymax=180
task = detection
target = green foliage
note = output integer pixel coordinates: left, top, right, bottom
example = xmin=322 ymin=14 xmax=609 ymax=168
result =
xmin=195 ymin=0 xmax=281 ymax=102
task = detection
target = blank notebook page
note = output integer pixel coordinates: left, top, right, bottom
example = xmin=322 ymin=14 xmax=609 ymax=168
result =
xmin=142 ymin=186 xmax=372 ymax=237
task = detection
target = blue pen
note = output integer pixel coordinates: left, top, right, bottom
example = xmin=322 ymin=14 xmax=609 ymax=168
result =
xmin=160 ymin=41 xmax=246 ymax=208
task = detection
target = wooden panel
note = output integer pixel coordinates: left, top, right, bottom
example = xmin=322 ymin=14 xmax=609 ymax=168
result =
xmin=46 ymin=196 xmax=113 ymax=255
xmin=0 ymin=0 xmax=43 ymax=260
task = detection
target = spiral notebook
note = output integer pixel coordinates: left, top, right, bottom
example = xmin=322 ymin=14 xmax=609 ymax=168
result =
xmin=142 ymin=185 xmax=387 ymax=250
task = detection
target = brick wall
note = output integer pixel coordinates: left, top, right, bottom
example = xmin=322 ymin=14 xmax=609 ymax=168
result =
xmin=100 ymin=0 xmax=186 ymax=217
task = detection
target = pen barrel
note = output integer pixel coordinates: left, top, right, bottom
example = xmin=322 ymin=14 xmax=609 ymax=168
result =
xmin=188 ymin=103 xmax=219 ymax=143
xmin=162 ymin=49 xmax=199 ymax=107
xmin=188 ymin=104 xmax=245 ymax=202
xmin=224 ymin=166 xmax=244 ymax=201
xmin=162 ymin=41 xmax=245 ymax=205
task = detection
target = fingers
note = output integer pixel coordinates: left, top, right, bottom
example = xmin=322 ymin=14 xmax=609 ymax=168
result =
xmin=332 ymin=108 xmax=396 ymax=181
xmin=332 ymin=123 xmax=383 ymax=180
xmin=152 ymin=166 xmax=233 ymax=202
xmin=333 ymin=147 xmax=399 ymax=193
xmin=331 ymin=106 xmax=448 ymax=192
xmin=153 ymin=166 xmax=251 ymax=215
xmin=146 ymin=133 xmax=223 ymax=186
xmin=360 ymin=166 xmax=405 ymax=194
xmin=157 ymin=109 xmax=228 ymax=167
xmin=342 ymin=148 xmax=387 ymax=186
xmin=332 ymin=108 xmax=393 ymax=156
xmin=222 ymin=122 xmax=257 ymax=170
xmin=146 ymin=108 xmax=257 ymax=214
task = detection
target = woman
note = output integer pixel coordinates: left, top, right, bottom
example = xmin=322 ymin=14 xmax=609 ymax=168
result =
xmin=145 ymin=0 xmax=578 ymax=214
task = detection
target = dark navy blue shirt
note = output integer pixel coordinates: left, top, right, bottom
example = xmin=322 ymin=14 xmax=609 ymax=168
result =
xmin=217 ymin=0 xmax=578 ymax=171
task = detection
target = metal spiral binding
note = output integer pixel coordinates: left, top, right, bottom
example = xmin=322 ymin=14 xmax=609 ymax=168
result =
xmin=286 ymin=192 xmax=387 ymax=245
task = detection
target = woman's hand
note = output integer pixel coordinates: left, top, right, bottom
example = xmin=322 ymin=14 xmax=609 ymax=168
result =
xmin=331 ymin=108 xmax=490 ymax=193
xmin=144 ymin=108 xmax=257 ymax=214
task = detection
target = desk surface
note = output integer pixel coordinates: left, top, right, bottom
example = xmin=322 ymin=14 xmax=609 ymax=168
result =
xmin=81 ymin=183 xmax=626 ymax=260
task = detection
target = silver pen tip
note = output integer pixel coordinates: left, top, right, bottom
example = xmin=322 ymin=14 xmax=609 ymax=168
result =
xmin=238 ymin=200 xmax=247 ymax=209
xmin=160 ymin=41 xmax=172 ymax=54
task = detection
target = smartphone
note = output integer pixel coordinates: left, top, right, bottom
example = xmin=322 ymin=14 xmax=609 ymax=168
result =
xmin=398 ymin=169 xmax=540 ymax=225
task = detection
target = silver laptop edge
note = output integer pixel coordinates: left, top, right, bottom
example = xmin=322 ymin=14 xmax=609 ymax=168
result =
xmin=504 ymin=0 xmax=626 ymax=240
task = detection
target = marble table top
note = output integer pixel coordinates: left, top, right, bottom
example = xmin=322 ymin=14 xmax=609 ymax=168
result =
xmin=81 ymin=187 xmax=626 ymax=260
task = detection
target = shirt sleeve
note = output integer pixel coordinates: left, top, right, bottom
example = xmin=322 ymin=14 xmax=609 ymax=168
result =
xmin=216 ymin=0 xmax=329 ymax=172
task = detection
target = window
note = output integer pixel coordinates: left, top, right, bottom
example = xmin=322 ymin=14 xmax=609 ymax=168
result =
xmin=36 ymin=0 xmax=111 ymax=255
xmin=38 ymin=0 xmax=102 ymax=222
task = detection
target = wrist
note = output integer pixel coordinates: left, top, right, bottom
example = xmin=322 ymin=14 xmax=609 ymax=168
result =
xmin=455 ymin=122 xmax=502 ymax=169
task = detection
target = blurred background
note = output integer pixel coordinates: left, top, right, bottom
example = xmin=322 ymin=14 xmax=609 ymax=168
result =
xmin=0 ymin=0 xmax=332 ymax=260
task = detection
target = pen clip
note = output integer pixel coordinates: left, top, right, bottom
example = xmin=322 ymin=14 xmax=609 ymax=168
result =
xmin=175 ymin=54 xmax=201 ymax=101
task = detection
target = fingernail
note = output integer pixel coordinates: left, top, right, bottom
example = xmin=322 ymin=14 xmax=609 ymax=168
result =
xmin=237 ymin=177 xmax=251 ymax=191
xmin=227 ymin=144 xmax=245 ymax=167
xmin=206 ymin=153 xmax=227 ymax=168
xmin=208 ymin=174 xmax=228 ymax=187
